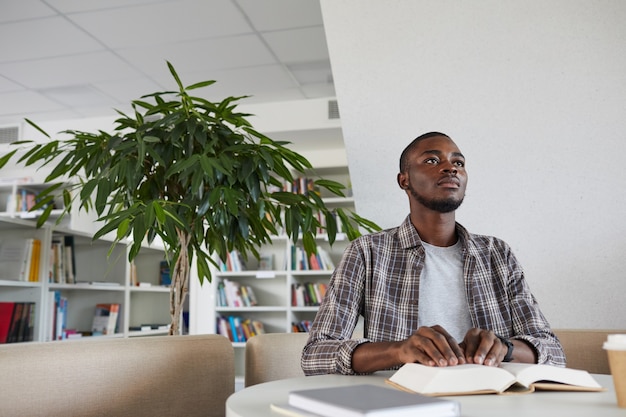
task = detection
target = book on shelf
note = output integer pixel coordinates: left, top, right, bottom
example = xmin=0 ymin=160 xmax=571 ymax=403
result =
xmin=0 ymin=302 xmax=36 ymax=343
xmin=159 ymin=260 xmax=171 ymax=286
xmin=91 ymin=303 xmax=120 ymax=336
xmin=0 ymin=302 xmax=13 ymax=343
xmin=273 ymin=384 xmax=460 ymax=417
xmin=0 ymin=238 xmax=40 ymax=282
xmin=228 ymin=316 xmax=245 ymax=342
xmin=4 ymin=187 xmax=36 ymax=213
xmin=129 ymin=325 xmax=153 ymax=332
xmin=219 ymin=250 xmax=247 ymax=272
xmin=130 ymin=260 xmax=138 ymax=286
xmin=386 ymin=362 xmax=604 ymax=396
xmin=292 ymin=320 xmax=312 ymax=333
xmin=50 ymin=291 xmax=68 ymax=340
xmin=291 ymin=246 xmax=335 ymax=271
xmin=27 ymin=238 xmax=41 ymax=282
xmin=63 ymin=235 xmax=76 ymax=283
xmin=258 ymin=253 xmax=274 ymax=271
xmin=292 ymin=282 xmax=327 ymax=307
xmin=218 ymin=279 xmax=258 ymax=307
xmin=50 ymin=238 xmax=63 ymax=283
xmin=216 ymin=315 xmax=265 ymax=342
xmin=142 ymin=323 xmax=170 ymax=330
xmin=20 ymin=238 xmax=35 ymax=281
xmin=281 ymin=176 xmax=318 ymax=197
xmin=64 ymin=329 xmax=82 ymax=339
xmin=49 ymin=236 xmax=76 ymax=284
xmin=0 ymin=183 xmax=59 ymax=217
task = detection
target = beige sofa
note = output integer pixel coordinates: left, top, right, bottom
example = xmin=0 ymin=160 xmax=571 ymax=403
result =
xmin=555 ymin=328 xmax=623 ymax=374
xmin=0 ymin=334 xmax=234 ymax=417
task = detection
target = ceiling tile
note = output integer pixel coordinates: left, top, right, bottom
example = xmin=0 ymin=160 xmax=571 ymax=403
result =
xmin=180 ymin=64 xmax=296 ymax=99
xmin=68 ymin=0 xmax=253 ymax=49
xmin=37 ymin=85 xmax=117 ymax=107
xmin=73 ymin=103 xmax=132 ymax=118
xmin=241 ymin=88 xmax=305 ymax=104
xmin=117 ymin=34 xmax=277 ymax=78
xmin=0 ymin=76 xmax=22 ymax=93
xmin=288 ymin=60 xmax=333 ymax=85
xmin=92 ymin=77 xmax=165 ymax=103
xmin=0 ymin=52 xmax=142 ymax=88
xmin=0 ymin=16 xmax=104 ymax=62
xmin=46 ymin=0 xmax=165 ymax=14
xmin=0 ymin=0 xmax=57 ymax=22
xmin=301 ymin=82 xmax=335 ymax=99
xmin=263 ymin=26 xmax=329 ymax=62
xmin=237 ymin=0 xmax=323 ymax=31
xmin=11 ymin=109 xmax=83 ymax=126
xmin=0 ymin=90 xmax=65 ymax=115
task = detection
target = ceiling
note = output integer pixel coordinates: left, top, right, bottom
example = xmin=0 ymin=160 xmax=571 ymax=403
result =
xmin=0 ymin=0 xmax=336 ymax=131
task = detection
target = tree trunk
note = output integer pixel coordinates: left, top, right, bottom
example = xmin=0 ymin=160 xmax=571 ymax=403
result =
xmin=169 ymin=229 xmax=191 ymax=335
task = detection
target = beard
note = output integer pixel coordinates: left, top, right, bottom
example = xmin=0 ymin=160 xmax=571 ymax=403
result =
xmin=408 ymin=182 xmax=464 ymax=213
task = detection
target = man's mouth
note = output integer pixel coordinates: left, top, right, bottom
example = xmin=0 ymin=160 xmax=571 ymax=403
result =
xmin=438 ymin=177 xmax=460 ymax=188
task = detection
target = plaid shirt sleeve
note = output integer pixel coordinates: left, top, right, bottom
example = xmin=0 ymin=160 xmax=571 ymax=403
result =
xmin=465 ymin=232 xmax=566 ymax=366
xmin=301 ymin=237 xmax=370 ymax=375
xmin=302 ymin=220 xmax=427 ymax=375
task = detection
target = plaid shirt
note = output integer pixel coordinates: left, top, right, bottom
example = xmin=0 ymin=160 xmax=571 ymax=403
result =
xmin=302 ymin=216 xmax=566 ymax=375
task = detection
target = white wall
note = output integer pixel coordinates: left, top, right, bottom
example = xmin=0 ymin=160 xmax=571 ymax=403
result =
xmin=321 ymin=0 xmax=626 ymax=329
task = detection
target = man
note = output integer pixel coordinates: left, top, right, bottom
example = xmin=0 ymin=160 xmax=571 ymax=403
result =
xmin=301 ymin=132 xmax=565 ymax=375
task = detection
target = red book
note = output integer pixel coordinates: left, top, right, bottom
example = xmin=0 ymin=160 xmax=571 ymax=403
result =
xmin=0 ymin=302 xmax=16 ymax=343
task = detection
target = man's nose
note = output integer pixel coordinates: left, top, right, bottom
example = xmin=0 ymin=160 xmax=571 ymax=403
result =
xmin=441 ymin=162 xmax=457 ymax=174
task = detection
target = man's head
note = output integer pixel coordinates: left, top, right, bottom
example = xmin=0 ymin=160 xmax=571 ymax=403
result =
xmin=397 ymin=132 xmax=467 ymax=213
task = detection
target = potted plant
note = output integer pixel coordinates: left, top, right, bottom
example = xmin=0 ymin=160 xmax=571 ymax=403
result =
xmin=0 ymin=62 xmax=379 ymax=335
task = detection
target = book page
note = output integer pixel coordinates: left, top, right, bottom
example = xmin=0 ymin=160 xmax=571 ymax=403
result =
xmin=387 ymin=363 xmax=517 ymax=396
xmin=500 ymin=363 xmax=604 ymax=391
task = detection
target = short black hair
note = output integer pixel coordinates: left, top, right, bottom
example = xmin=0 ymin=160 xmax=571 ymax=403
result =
xmin=399 ymin=131 xmax=450 ymax=173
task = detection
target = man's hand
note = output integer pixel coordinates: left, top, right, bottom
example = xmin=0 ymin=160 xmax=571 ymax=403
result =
xmin=398 ymin=325 xmax=467 ymax=367
xmin=459 ymin=328 xmax=507 ymax=366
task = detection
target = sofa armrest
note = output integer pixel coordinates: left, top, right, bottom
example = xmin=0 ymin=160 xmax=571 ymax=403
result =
xmin=0 ymin=334 xmax=234 ymax=417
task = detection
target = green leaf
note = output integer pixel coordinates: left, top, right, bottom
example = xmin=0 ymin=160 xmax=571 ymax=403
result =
xmin=186 ymin=80 xmax=216 ymax=90
xmin=0 ymin=149 xmax=18 ymax=168
xmin=153 ymin=201 xmax=166 ymax=224
xmin=271 ymin=192 xmax=305 ymax=205
xmin=24 ymin=119 xmax=51 ymax=139
xmin=302 ymin=232 xmax=316 ymax=256
xmin=167 ymin=61 xmax=184 ymax=91
xmin=35 ymin=204 xmax=54 ymax=228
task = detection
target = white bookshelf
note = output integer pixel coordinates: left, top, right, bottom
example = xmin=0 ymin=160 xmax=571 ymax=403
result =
xmin=0 ymin=206 xmax=170 ymax=343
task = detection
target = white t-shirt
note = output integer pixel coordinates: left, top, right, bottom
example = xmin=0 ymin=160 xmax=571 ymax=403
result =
xmin=417 ymin=240 xmax=473 ymax=342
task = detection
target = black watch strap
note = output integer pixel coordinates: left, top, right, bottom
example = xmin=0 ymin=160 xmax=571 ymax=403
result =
xmin=496 ymin=334 xmax=514 ymax=362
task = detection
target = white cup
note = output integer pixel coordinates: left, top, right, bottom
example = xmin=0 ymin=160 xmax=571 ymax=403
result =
xmin=603 ymin=334 xmax=626 ymax=351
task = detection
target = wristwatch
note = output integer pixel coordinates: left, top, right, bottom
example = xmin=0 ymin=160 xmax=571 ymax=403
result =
xmin=496 ymin=335 xmax=514 ymax=362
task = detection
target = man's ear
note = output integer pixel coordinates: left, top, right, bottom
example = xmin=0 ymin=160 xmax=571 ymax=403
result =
xmin=397 ymin=172 xmax=409 ymax=190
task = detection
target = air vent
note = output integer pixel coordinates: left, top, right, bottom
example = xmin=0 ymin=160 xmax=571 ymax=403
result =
xmin=328 ymin=100 xmax=340 ymax=120
xmin=0 ymin=125 xmax=20 ymax=144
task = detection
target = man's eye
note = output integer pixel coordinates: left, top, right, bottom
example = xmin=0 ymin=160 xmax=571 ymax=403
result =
xmin=425 ymin=158 xmax=439 ymax=164
xmin=454 ymin=161 xmax=465 ymax=167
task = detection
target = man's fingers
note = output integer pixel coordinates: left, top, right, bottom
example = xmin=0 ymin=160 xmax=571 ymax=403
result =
xmin=463 ymin=329 xmax=503 ymax=366
xmin=415 ymin=326 xmax=463 ymax=366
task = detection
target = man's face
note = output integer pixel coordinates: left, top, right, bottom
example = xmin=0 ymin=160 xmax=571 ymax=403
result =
xmin=398 ymin=135 xmax=467 ymax=213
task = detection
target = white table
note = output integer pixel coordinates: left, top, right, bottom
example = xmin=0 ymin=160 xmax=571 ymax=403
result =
xmin=226 ymin=372 xmax=622 ymax=417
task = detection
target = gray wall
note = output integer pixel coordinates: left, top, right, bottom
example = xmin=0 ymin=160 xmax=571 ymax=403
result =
xmin=321 ymin=0 xmax=626 ymax=329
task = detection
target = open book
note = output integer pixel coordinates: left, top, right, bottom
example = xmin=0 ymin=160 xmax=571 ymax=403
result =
xmin=387 ymin=363 xmax=604 ymax=396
